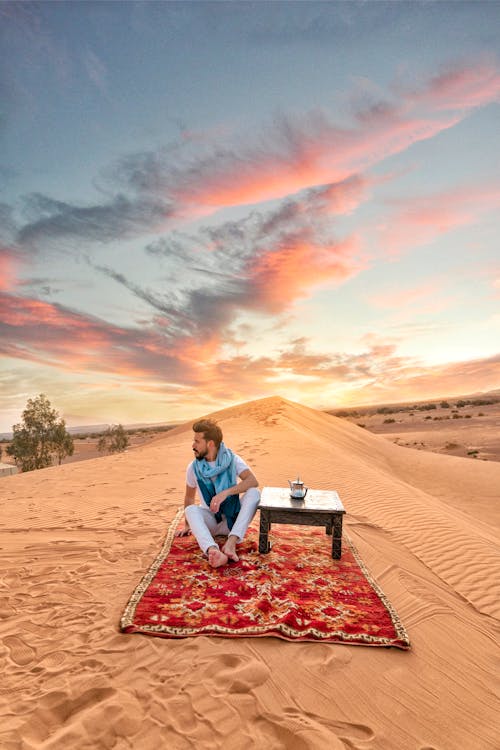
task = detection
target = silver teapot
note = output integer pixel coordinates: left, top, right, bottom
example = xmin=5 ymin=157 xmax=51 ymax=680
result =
xmin=288 ymin=476 xmax=308 ymax=499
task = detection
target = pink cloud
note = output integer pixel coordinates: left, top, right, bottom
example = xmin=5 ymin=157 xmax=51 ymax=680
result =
xmin=2 ymin=289 xmax=498 ymax=413
xmin=168 ymin=61 xmax=499 ymax=214
xmin=248 ymin=233 xmax=363 ymax=314
xmin=170 ymin=112 xmax=462 ymax=212
xmin=404 ymin=60 xmax=500 ymax=111
xmin=0 ymin=248 xmax=22 ymax=291
xmin=377 ymin=183 xmax=500 ymax=256
xmin=351 ymin=353 xmax=500 ymax=405
xmin=0 ymin=292 xmax=196 ymax=383
xmin=367 ymin=280 xmax=454 ymax=315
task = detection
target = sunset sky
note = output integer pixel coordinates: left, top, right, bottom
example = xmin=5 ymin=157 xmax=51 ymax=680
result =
xmin=1 ymin=1 xmax=499 ymax=431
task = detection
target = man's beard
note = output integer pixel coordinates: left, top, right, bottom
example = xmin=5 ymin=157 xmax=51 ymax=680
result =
xmin=194 ymin=448 xmax=208 ymax=460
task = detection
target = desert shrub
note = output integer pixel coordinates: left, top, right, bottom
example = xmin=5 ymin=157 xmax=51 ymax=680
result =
xmin=478 ymin=412 xmax=484 ymax=417
xmin=383 ymin=418 xmax=396 ymax=423
xmin=7 ymin=394 xmax=74 ymax=471
xmin=356 ymin=423 xmax=366 ymax=429
xmin=440 ymin=401 xmax=450 ymax=408
xmin=97 ymin=424 xmax=129 ymax=454
xmin=445 ymin=442 xmax=459 ymax=450
xmin=467 ymin=450 xmax=479 ymax=456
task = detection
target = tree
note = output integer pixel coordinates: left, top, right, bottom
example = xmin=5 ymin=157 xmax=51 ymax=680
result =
xmin=7 ymin=394 xmax=74 ymax=472
xmin=52 ymin=422 xmax=75 ymax=465
xmin=97 ymin=424 xmax=129 ymax=454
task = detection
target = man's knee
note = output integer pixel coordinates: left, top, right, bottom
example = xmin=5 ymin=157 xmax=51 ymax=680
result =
xmin=185 ymin=505 xmax=200 ymax=522
xmin=241 ymin=487 xmax=260 ymax=507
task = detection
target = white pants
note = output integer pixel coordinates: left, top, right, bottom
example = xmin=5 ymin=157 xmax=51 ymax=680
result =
xmin=185 ymin=488 xmax=260 ymax=554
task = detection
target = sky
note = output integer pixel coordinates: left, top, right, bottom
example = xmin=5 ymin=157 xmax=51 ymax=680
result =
xmin=1 ymin=1 xmax=499 ymax=431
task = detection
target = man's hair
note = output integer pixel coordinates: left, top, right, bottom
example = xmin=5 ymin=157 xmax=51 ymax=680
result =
xmin=192 ymin=419 xmax=223 ymax=448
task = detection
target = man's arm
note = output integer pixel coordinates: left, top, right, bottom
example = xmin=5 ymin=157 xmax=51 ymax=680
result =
xmin=209 ymin=468 xmax=259 ymax=514
xmin=174 ymin=483 xmax=197 ymax=537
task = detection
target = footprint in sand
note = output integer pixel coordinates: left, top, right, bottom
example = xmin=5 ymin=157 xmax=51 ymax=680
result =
xmin=99 ymin=548 xmax=120 ymax=562
xmin=4 ymin=635 xmax=37 ymax=666
xmin=294 ymin=643 xmax=352 ymax=671
xmin=201 ymin=653 xmax=270 ymax=694
xmin=36 ymin=651 xmax=68 ymax=672
xmin=259 ymin=707 xmax=374 ymax=750
xmin=0 ymin=599 xmax=16 ymax=618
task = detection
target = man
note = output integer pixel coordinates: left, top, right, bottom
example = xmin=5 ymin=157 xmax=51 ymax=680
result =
xmin=175 ymin=419 xmax=260 ymax=568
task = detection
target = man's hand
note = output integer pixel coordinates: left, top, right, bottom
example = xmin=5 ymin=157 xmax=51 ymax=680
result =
xmin=175 ymin=525 xmax=191 ymax=538
xmin=210 ymin=491 xmax=228 ymax=513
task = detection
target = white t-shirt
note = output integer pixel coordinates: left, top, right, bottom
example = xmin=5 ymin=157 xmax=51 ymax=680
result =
xmin=186 ymin=453 xmax=250 ymax=502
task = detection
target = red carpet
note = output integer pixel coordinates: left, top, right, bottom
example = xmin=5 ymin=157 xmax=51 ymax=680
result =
xmin=121 ymin=509 xmax=410 ymax=649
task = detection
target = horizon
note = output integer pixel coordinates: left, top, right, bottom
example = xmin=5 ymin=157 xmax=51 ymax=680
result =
xmin=2 ymin=387 xmax=499 ymax=438
xmin=1 ymin=2 xmax=500 ymax=432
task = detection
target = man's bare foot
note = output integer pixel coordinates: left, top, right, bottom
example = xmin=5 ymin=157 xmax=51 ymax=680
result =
xmin=208 ymin=547 xmax=228 ymax=568
xmin=222 ymin=538 xmax=239 ymax=562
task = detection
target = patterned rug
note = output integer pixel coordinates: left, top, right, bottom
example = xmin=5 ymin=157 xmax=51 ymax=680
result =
xmin=120 ymin=509 xmax=410 ymax=649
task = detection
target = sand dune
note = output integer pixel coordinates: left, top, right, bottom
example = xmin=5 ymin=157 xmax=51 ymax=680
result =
xmin=1 ymin=396 xmax=499 ymax=749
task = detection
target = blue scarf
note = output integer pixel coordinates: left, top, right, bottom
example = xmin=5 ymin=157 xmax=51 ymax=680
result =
xmin=192 ymin=442 xmax=241 ymax=530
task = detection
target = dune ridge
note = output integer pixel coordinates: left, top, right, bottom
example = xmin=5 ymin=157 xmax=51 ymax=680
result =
xmin=1 ymin=396 xmax=499 ymax=749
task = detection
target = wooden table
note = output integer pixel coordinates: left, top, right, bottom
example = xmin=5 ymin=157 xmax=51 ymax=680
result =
xmin=258 ymin=487 xmax=346 ymax=559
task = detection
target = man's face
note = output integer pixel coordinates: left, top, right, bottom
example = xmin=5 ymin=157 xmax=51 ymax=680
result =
xmin=192 ymin=432 xmax=209 ymax=460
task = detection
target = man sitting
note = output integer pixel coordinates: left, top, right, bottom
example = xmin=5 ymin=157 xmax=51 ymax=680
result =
xmin=175 ymin=419 xmax=260 ymax=567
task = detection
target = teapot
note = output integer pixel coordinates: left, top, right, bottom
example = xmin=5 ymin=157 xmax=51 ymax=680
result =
xmin=288 ymin=476 xmax=308 ymax=499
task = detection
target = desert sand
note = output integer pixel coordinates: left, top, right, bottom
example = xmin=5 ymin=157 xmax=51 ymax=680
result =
xmin=1 ymin=396 xmax=499 ymax=749
xmin=332 ymin=395 xmax=500 ymax=463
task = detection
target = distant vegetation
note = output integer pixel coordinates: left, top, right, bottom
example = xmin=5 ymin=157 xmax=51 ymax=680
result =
xmin=0 ymin=407 xmax=177 ymax=470
xmin=69 ymin=423 xmax=175 ymax=440
xmin=6 ymin=394 xmax=74 ymax=472
xmin=97 ymin=424 xmax=129 ymax=454
xmin=329 ymin=396 xmax=499 ymax=419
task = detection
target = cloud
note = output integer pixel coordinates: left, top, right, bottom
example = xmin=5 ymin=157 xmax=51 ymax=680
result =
xmin=247 ymin=232 xmax=361 ymax=313
xmin=367 ymin=279 xmax=455 ymax=317
xmin=13 ymin=59 xmax=499 ymax=251
xmin=116 ymin=108 xmax=458 ymax=213
xmin=205 ymin=337 xmax=500 ymax=408
xmin=401 ymin=59 xmax=500 ymax=112
xmin=376 ymin=182 xmax=500 ymax=256
xmin=0 ymin=291 xmax=194 ymax=383
xmin=0 ymin=246 xmax=26 ymax=291
xmin=2 ymin=287 xmax=498 ymax=413
xmin=17 ymin=193 xmax=174 ymax=248
xmin=96 ymin=177 xmax=367 ymax=353
xmin=351 ymin=352 xmax=500 ymax=405
xmin=160 ymin=60 xmax=499 ymax=211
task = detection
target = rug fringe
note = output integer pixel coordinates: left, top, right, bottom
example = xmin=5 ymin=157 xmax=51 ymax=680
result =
xmin=344 ymin=531 xmax=411 ymax=648
xmin=120 ymin=507 xmax=183 ymax=631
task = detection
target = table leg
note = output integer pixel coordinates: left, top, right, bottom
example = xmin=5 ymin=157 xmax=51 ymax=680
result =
xmin=331 ymin=514 xmax=343 ymax=559
xmin=259 ymin=511 xmax=271 ymax=553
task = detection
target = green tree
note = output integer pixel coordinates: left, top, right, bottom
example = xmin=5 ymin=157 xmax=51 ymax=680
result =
xmin=97 ymin=424 xmax=129 ymax=454
xmin=52 ymin=422 xmax=75 ymax=465
xmin=6 ymin=394 xmax=74 ymax=472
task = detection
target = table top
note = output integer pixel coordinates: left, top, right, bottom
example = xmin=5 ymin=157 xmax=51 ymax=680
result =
xmin=259 ymin=486 xmax=345 ymax=513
